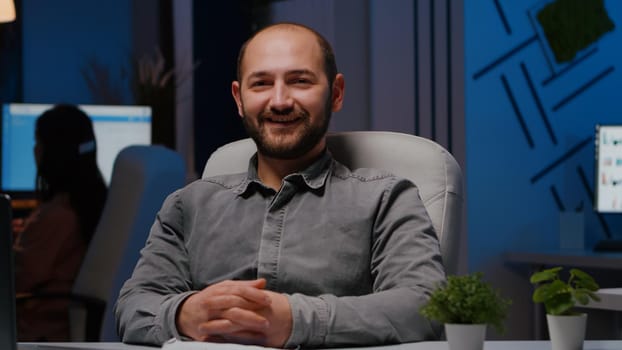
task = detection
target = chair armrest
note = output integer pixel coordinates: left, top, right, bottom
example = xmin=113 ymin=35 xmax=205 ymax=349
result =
xmin=16 ymin=292 xmax=106 ymax=341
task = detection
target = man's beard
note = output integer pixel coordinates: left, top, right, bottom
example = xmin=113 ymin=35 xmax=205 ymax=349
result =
xmin=241 ymin=103 xmax=331 ymax=160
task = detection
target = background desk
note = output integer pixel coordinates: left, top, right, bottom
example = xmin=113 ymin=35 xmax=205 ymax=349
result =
xmin=505 ymin=249 xmax=622 ymax=339
xmin=588 ymin=288 xmax=622 ymax=312
xmin=17 ymin=341 xmax=622 ymax=350
xmin=504 ymin=249 xmax=622 ymax=270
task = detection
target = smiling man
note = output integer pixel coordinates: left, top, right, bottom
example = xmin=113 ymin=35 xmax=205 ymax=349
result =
xmin=115 ymin=23 xmax=445 ymax=348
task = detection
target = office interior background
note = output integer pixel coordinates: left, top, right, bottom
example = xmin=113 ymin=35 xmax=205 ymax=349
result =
xmin=1 ymin=0 xmax=621 ymax=341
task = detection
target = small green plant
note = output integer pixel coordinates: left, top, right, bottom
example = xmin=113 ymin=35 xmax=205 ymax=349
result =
xmin=530 ymin=267 xmax=600 ymax=316
xmin=420 ymin=272 xmax=511 ymax=333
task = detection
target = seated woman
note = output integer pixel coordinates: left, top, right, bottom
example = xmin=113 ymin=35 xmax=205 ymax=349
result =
xmin=13 ymin=104 xmax=108 ymax=341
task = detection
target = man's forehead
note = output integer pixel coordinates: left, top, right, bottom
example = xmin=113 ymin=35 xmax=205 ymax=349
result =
xmin=241 ymin=27 xmax=323 ymax=75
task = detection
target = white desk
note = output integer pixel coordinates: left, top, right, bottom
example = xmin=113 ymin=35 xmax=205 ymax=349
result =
xmin=427 ymin=341 xmax=621 ymax=349
xmin=19 ymin=343 xmax=156 ymax=350
xmin=17 ymin=340 xmax=622 ymax=350
xmin=408 ymin=341 xmax=622 ymax=349
xmin=583 ymin=288 xmax=622 ymax=311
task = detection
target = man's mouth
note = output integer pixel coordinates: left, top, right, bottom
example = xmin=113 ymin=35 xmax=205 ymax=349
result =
xmin=267 ymin=116 xmax=300 ymax=123
xmin=264 ymin=115 xmax=303 ymax=125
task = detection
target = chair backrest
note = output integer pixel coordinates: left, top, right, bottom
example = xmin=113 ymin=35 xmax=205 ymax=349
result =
xmin=71 ymin=145 xmax=186 ymax=341
xmin=203 ymin=131 xmax=464 ymax=275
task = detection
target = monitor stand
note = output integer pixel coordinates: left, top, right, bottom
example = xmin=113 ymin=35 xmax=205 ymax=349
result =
xmin=593 ymin=239 xmax=622 ymax=252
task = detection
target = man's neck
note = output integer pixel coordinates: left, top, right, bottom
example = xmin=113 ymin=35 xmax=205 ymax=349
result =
xmin=257 ymin=141 xmax=325 ymax=190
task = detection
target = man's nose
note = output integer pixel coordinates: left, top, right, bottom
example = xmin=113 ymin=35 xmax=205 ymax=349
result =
xmin=269 ymin=83 xmax=294 ymax=111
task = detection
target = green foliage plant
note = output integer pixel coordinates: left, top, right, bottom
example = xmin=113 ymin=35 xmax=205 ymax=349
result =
xmin=530 ymin=267 xmax=600 ymax=316
xmin=420 ymin=272 xmax=511 ymax=333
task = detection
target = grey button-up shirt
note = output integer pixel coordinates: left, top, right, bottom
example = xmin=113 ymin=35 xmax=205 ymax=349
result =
xmin=115 ymin=151 xmax=445 ymax=347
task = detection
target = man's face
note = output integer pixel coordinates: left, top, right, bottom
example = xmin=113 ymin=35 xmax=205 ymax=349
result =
xmin=232 ymin=28 xmax=344 ymax=159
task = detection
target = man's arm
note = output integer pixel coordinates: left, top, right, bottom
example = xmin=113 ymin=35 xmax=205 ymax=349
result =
xmin=115 ymin=190 xmax=197 ymax=345
xmin=274 ymin=178 xmax=443 ymax=347
xmin=290 ymin=178 xmax=444 ymax=346
xmin=114 ymin=189 xmax=283 ymax=346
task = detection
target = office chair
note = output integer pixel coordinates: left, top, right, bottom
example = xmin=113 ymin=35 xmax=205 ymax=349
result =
xmin=202 ymin=131 xmax=464 ymax=275
xmin=17 ymin=145 xmax=186 ymax=341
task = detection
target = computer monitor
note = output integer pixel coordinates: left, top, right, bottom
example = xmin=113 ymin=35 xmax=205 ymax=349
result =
xmin=593 ymin=124 xmax=622 ymax=251
xmin=594 ymin=124 xmax=622 ymax=212
xmin=1 ymin=103 xmax=151 ymax=196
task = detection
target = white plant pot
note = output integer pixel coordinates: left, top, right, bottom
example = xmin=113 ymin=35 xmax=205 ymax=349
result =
xmin=546 ymin=313 xmax=587 ymax=350
xmin=445 ymin=323 xmax=486 ymax=350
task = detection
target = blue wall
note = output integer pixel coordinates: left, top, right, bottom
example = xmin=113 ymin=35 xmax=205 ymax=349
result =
xmin=14 ymin=0 xmax=622 ymax=340
xmin=465 ymin=0 xmax=621 ymax=272
xmin=21 ymin=0 xmax=132 ymax=104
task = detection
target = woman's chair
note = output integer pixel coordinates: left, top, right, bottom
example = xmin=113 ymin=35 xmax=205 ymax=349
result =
xmin=76 ymin=145 xmax=186 ymax=341
xmin=202 ymin=131 xmax=464 ymax=275
xmin=18 ymin=145 xmax=186 ymax=341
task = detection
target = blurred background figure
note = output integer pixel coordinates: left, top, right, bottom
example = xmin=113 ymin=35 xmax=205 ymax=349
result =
xmin=12 ymin=104 xmax=108 ymax=341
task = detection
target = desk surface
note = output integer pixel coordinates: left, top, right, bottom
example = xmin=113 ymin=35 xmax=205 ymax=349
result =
xmin=17 ymin=341 xmax=622 ymax=350
xmin=504 ymin=249 xmax=622 ymax=270
xmin=19 ymin=343 xmax=155 ymax=350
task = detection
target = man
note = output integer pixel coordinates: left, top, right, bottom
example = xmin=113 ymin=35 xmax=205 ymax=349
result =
xmin=115 ymin=22 xmax=445 ymax=348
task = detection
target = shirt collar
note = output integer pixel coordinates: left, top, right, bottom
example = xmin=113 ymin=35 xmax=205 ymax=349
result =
xmin=234 ymin=150 xmax=333 ymax=196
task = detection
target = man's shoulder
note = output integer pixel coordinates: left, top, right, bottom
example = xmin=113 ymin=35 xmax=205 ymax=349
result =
xmin=330 ymin=159 xmax=401 ymax=184
xmin=168 ymin=173 xmax=248 ymax=202
xmin=199 ymin=172 xmax=248 ymax=189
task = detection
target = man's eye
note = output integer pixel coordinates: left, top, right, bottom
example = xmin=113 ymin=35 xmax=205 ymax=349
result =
xmin=250 ymin=81 xmax=269 ymax=87
xmin=292 ymin=78 xmax=311 ymax=85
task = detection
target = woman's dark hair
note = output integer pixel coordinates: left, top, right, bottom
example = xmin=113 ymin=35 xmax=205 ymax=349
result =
xmin=35 ymin=104 xmax=107 ymax=244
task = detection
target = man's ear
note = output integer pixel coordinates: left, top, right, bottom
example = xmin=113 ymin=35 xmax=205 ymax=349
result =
xmin=231 ymin=81 xmax=244 ymax=117
xmin=331 ymin=73 xmax=345 ymax=112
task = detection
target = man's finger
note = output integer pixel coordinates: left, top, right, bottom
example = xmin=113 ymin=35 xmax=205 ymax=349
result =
xmin=204 ymin=280 xmax=271 ymax=306
xmin=202 ymin=294 xmax=267 ymax=311
xmin=200 ymin=308 xmax=269 ymax=334
xmin=219 ymin=278 xmax=267 ymax=289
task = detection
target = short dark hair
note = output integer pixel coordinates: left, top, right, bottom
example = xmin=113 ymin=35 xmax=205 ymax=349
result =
xmin=236 ymin=22 xmax=338 ymax=87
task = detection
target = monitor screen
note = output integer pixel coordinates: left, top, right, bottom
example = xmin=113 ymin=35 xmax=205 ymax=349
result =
xmin=594 ymin=124 xmax=622 ymax=212
xmin=1 ymin=103 xmax=151 ymax=194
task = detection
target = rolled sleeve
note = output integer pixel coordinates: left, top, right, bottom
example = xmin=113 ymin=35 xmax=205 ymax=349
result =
xmin=285 ymin=294 xmax=330 ymax=348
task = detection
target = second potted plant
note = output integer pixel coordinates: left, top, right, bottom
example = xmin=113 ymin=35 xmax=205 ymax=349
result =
xmin=420 ymin=272 xmax=511 ymax=350
xmin=530 ymin=266 xmax=600 ymax=350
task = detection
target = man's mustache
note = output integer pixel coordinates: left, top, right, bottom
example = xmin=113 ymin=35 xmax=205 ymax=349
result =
xmin=259 ymin=109 xmax=308 ymax=120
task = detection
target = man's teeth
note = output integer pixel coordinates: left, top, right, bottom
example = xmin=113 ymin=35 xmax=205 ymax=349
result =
xmin=270 ymin=117 xmax=297 ymax=122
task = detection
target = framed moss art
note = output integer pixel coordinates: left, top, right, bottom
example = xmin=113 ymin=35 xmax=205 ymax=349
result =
xmin=537 ymin=0 xmax=615 ymax=63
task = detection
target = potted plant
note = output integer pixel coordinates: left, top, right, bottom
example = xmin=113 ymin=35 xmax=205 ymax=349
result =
xmin=530 ymin=267 xmax=600 ymax=350
xmin=420 ymin=272 xmax=511 ymax=350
